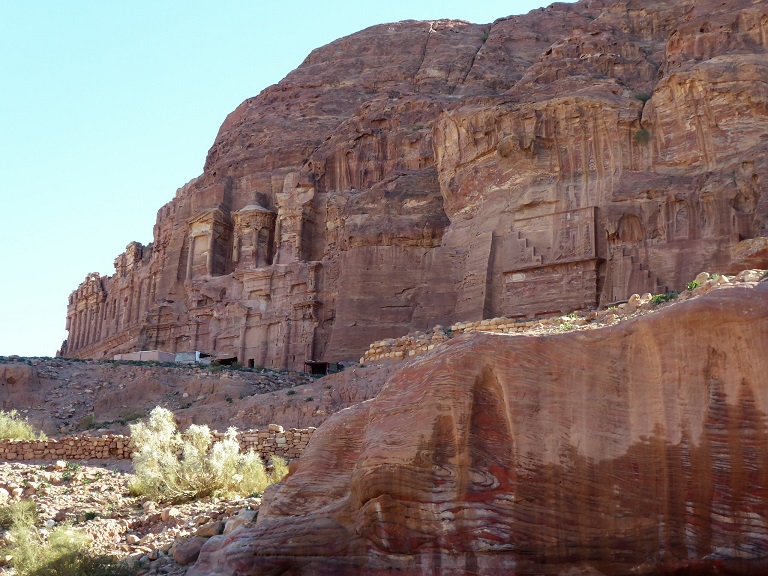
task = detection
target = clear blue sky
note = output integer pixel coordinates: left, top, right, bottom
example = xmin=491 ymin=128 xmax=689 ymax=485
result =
xmin=0 ymin=0 xmax=575 ymax=357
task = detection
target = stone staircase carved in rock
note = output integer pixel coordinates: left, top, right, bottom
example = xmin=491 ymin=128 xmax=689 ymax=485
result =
xmin=513 ymin=230 xmax=543 ymax=268
xmin=608 ymin=247 xmax=668 ymax=302
xmin=498 ymin=207 xmax=600 ymax=317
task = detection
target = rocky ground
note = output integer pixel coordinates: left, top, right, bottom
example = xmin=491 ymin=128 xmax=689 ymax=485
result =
xmin=0 ymin=458 xmax=263 ymax=575
xmin=0 ymin=359 xmax=398 ymax=575
xmin=0 ymin=358 xmax=397 ymax=437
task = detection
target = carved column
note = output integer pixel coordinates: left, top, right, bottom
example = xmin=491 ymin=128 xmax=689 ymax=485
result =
xmin=92 ymin=304 xmax=99 ymax=345
xmin=252 ymin=227 xmax=259 ymax=265
xmin=72 ymin=309 xmax=80 ymax=350
xmin=232 ymin=236 xmax=241 ymax=264
xmin=79 ymin=308 xmax=86 ymax=349
xmin=258 ymin=324 xmax=269 ymax=368
xmin=134 ymin=281 xmax=142 ymax=325
xmin=149 ymin=274 xmax=157 ymax=305
xmin=76 ymin=309 xmax=85 ymax=350
xmin=89 ymin=305 xmax=97 ymax=346
xmin=281 ymin=320 xmax=292 ymax=369
xmin=70 ymin=311 xmax=77 ymax=351
xmin=69 ymin=312 xmax=77 ymax=352
xmin=186 ymin=236 xmax=195 ymax=281
xmin=238 ymin=310 xmax=249 ymax=364
xmin=101 ymin=301 xmax=108 ymax=341
xmin=207 ymin=231 xmax=215 ymax=276
xmin=85 ymin=307 xmax=92 ymax=347
xmin=117 ymin=298 xmax=124 ymax=333
xmin=96 ymin=301 xmax=104 ymax=343
xmin=67 ymin=312 xmax=77 ymax=353
xmin=85 ymin=307 xmax=93 ymax=347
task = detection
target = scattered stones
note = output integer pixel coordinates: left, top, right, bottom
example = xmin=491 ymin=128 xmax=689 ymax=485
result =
xmin=195 ymin=520 xmax=224 ymax=538
xmin=161 ymin=507 xmax=180 ymax=523
xmin=0 ymin=461 xmax=263 ymax=576
xmin=0 ymin=355 xmax=313 ymax=438
xmin=171 ymin=536 xmax=209 ymax=566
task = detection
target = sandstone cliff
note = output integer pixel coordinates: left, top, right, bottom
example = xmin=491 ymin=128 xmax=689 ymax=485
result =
xmin=61 ymin=0 xmax=768 ymax=370
xmin=188 ymin=280 xmax=768 ymax=575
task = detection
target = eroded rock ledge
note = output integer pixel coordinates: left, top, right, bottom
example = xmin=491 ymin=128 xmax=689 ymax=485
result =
xmin=189 ymin=282 xmax=768 ymax=575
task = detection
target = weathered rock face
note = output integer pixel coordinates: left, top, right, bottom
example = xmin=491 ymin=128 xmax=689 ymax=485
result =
xmin=61 ymin=0 xmax=768 ymax=369
xmin=0 ymin=364 xmax=41 ymax=407
xmin=188 ymin=282 xmax=768 ymax=575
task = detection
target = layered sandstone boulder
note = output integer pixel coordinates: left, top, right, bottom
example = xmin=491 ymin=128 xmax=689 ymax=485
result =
xmin=61 ymin=0 xmax=768 ymax=370
xmin=188 ymin=281 xmax=768 ymax=575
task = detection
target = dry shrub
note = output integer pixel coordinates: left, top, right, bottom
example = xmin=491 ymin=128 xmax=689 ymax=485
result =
xmin=0 ymin=501 xmax=136 ymax=576
xmin=0 ymin=409 xmax=46 ymax=440
xmin=127 ymin=406 xmax=287 ymax=503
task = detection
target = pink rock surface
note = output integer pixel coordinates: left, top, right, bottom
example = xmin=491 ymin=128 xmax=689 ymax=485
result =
xmin=188 ymin=282 xmax=768 ymax=575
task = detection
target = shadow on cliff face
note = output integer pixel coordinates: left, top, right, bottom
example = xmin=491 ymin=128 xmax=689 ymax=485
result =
xmin=188 ymin=283 xmax=768 ymax=576
xmin=492 ymin=379 xmax=768 ymax=575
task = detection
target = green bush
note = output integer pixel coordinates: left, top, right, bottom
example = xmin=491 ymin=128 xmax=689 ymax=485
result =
xmin=0 ymin=501 xmax=136 ymax=576
xmin=651 ymin=290 xmax=680 ymax=305
xmin=127 ymin=407 xmax=287 ymax=503
xmin=0 ymin=409 xmax=46 ymax=440
xmin=635 ymin=128 xmax=651 ymax=144
xmin=686 ymin=280 xmax=701 ymax=291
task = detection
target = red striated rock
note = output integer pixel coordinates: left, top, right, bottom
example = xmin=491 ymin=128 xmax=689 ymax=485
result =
xmin=188 ymin=282 xmax=768 ymax=575
xmin=60 ymin=0 xmax=768 ymax=370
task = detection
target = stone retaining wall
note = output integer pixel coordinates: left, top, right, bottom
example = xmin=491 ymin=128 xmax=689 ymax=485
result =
xmin=0 ymin=424 xmax=315 ymax=462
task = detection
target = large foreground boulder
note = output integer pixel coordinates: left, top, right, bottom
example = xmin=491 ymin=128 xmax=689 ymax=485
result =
xmin=189 ymin=282 xmax=768 ymax=575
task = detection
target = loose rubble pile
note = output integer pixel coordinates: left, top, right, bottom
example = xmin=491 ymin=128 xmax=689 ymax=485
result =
xmin=0 ymin=357 xmax=313 ymax=436
xmin=0 ymin=460 xmax=265 ymax=575
xmin=361 ymin=270 xmax=768 ymax=363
